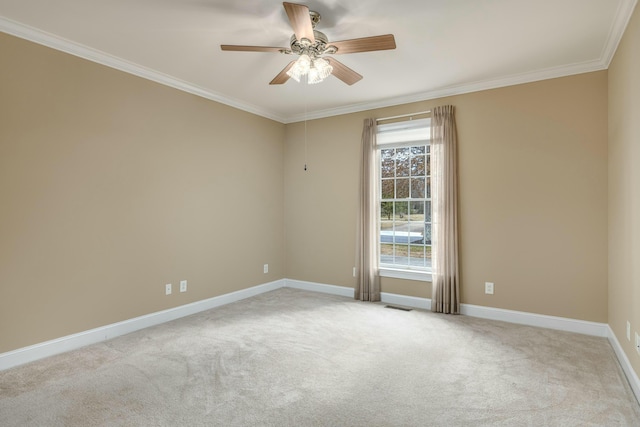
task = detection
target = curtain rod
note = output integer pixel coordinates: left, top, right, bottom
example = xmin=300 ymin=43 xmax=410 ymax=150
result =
xmin=376 ymin=110 xmax=431 ymax=122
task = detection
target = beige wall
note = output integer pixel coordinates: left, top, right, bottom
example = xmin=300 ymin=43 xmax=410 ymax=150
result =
xmin=0 ymin=27 xmax=614 ymax=355
xmin=0 ymin=33 xmax=285 ymax=353
xmin=285 ymin=72 xmax=608 ymax=323
xmin=608 ymin=5 xmax=640 ymax=378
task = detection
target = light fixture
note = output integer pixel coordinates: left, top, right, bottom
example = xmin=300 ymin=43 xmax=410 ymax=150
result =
xmin=308 ymin=57 xmax=332 ymax=84
xmin=287 ymin=54 xmax=333 ymax=84
xmin=286 ymin=54 xmax=311 ymax=82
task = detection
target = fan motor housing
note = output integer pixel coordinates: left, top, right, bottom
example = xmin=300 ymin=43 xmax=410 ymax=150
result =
xmin=290 ymin=30 xmax=336 ymax=56
xmin=288 ymin=11 xmax=336 ymax=56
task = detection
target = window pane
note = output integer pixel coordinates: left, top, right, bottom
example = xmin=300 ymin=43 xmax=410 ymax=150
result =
xmin=394 ymin=201 xmax=408 ymax=221
xmin=394 ymin=201 xmax=409 ymax=246
xmin=411 ymin=177 xmax=425 ymax=198
xmin=426 ymin=177 xmax=431 ymax=199
xmin=381 ymin=149 xmax=394 ymax=178
xmin=393 ymin=244 xmax=408 ymax=265
xmin=382 ymin=179 xmax=394 ymax=199
xmin=408 ymin=220 xmax=424 ymax=244
xmin=408 ymin=200 xmax=424 ymax=255
xmin=396 ymin=178 xmax=410 ymax=198
xmin=396 ymin=148 xmax=410 ymax=177
xmin=426 ymin=154 xmax=431 ymax=176
xmin=411 ymin=155 xmax=426 ymax=176
xmin=381 ymin=158 xmax=395 ymax=178
xmin=377 ymin=141 xmax=431 ymax=273
xmin=410 ymin=201 xmax=424 ymax=217
xmin=380 ymin=243 xmax=394 ymax=265
xmin=409 ymin=245 xmax=425 ymax=267
xmin=426 ymin=145 xmax=430 ymax=154
xmin=380 ymin=201 xmax=394 ymax=222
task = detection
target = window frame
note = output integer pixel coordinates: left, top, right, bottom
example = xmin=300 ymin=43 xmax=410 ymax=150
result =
xmin=377 ymin=118 xmax=432 ymax=282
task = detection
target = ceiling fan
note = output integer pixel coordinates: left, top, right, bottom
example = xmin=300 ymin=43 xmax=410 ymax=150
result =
xmin=221 ymin=2 xmax=396 ymax=85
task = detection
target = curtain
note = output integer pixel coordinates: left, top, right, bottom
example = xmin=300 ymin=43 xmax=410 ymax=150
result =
xmin=355 ymin=118 xmax=381 ymax=301
xmin=431 ymin=105 xmax=460 ymax=314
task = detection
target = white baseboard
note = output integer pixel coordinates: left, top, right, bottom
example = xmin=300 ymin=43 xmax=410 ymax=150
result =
xmin=0 ymin=279 xmax=285 ymax=371
xmin=0 ymin=278 xmax=351 ymax=371
xmin=381 ymin=292 xmax=432 ymax=310
xmin=2 ymin=277 xmax=635 ymax=406
xmin=460 ymin=303 xmax=609 ymax=337
xmin=285 ymin=279 xmax=355 ymax=298
xmin=379 ymin=288 xmax=607 ymax=338
xmin=378 ymin=290 xmax=636 ymax=403
xmin=607 ymin=326 xmax=640 ymax=404
xmin=284 ymin=281 xmax=609 ymax=337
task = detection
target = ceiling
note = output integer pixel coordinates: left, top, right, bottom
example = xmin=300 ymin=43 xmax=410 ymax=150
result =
xmin=0 ymin=0 xmax=637 ymax=123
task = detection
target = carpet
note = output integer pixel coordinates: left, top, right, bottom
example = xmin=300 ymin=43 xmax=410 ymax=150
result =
xmin=1 ymin=288 xmax=639 ymax=426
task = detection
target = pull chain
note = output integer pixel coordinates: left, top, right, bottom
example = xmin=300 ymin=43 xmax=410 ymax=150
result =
xmin=304 ymin=76 xmax=308 ymax=171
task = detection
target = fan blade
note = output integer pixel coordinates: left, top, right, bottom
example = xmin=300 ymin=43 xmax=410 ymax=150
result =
xmin=221 ymin=45 xmax=288 ymax=53
xmin=329 ymin=34 xmax=396 ymax=54
xmin=326 ymin=58 xmax=363 ymax=85
xmin=283 ymin=2 xmax=315 ymax=44
xmin=270 ymin=61 xmax=296 ymax=85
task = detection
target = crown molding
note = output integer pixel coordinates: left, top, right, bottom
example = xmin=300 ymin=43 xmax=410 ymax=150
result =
xmin=602 ymin=0 xmax=638 ymax=66
xmin=284 ymin=58 xmax=608 ymax=123
xmin=2 ymin=0 xmax=637 ymax=125
xmin=0 ymin=16 xmax=287 ymax=124
xmin=284 ymin=0 xmax=637 ymax=123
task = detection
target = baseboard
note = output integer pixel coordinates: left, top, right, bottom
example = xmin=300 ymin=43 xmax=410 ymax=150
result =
xmin=0 ymin=279 xmax=286 ymax=371
xmin=0 ymin=278 xmax=619 ymax=380
xmin=285 ymin=279 xmax=355 ymax=298
xmin=381 ymin=295 xmax=608 ymax=337
xmin=460 ymin=303 xmax=609 ymax=337
xmin=284 ymin=280 xmax=609 ymax=337
xmin=283 ymin=281 xmax=432 ymax=310
xmin=284 ymin=280 xmax=640 ymax=404
xmin=607 ymin=326 xmax=640 ymax=404
xmin=381 ymin=292 xmax=432 ymax=310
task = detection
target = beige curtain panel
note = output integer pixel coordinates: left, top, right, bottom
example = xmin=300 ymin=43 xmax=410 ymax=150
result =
xmin=355 ymin=118 xmax=381 ymax=302
xmin=431 ymin=105 xmax=460 ymax=314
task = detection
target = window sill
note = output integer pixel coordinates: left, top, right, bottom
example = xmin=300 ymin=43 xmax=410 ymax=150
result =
xmin=379 ymin=267 xmax=432 ymax=282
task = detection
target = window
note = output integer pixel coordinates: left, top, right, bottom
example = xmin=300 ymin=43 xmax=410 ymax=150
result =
xmin=377 ymin=118 xmax=431 ymax=281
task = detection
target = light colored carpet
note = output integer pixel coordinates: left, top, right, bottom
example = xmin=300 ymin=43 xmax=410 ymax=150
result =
xmin=1 ymin=288 xmax=639 ymax=426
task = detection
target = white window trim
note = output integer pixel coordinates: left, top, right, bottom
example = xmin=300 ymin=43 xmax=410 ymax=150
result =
xmin=377 ymin=117 xmax=433 ymax=281
xmin=379 ymin=267 xmax=432 ymax=282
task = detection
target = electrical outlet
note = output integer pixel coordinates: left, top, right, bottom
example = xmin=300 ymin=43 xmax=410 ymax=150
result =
xmin=263 ymin=264 xmax=269 ymax=274
xmin=627 ymin=321 xmax=631 ymax=341
xmin=353 ymin=267 xmax=356 ymax=277
xmin=636 ymin=332 xmax=640 ymax=355
xmin=485 ymin=282 xmax=494 ymax=295
xmin=165 ymin=283 xmax=172 ymax=295
xmin=180 ymin=280 xmax=187 ymax=293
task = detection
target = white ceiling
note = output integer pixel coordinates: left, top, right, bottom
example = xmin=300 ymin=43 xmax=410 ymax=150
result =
xmin=0 ymin=0 xmax=637 ymax=123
